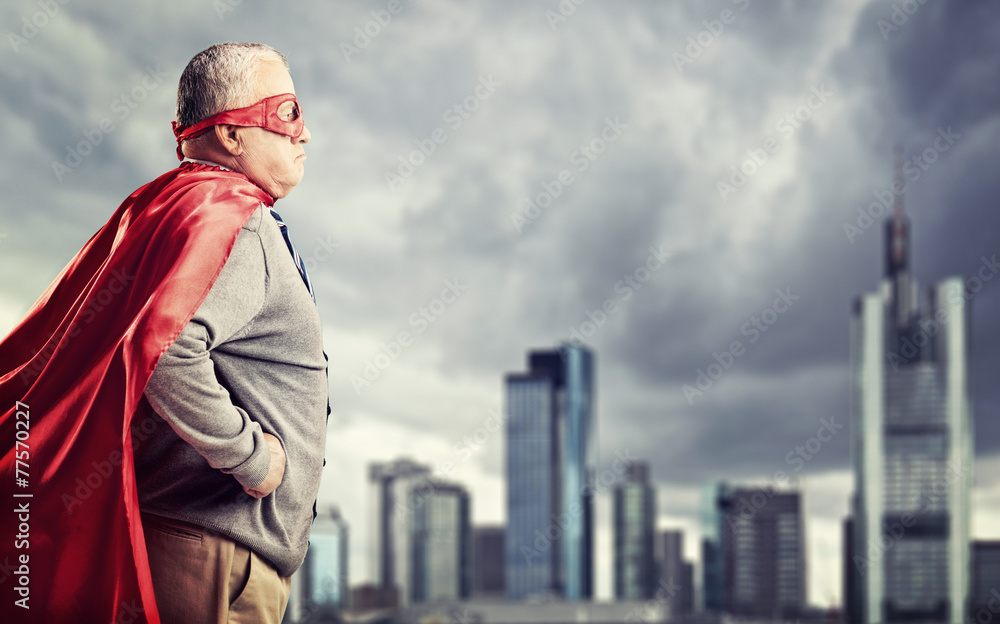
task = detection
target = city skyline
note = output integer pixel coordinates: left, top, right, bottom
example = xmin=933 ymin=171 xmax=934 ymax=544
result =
xmin=1 ymin=0 xmax=998 ymax=607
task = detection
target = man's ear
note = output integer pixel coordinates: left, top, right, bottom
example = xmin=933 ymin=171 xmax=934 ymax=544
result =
xmin=214 ymin=124 xmax=245 ymax=156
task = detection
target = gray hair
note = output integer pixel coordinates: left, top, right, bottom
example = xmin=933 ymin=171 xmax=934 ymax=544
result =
xmin=175 ymin=42 xmax=288 ymax=128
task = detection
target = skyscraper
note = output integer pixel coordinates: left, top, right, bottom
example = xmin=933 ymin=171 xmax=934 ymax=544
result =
xmin=701 ymin=483 xmax=805 ymax=618
xmin=701 ymin=482 xmax=726 ymax=613
xmin=369 ymin=458 xmax=432 ymax=607
xmin=301 ymin=506 xmax=350 ymax=614
xmin=850 ymin=155 xmax=973 ymax=624
xmin=410 ymin=480 xmax=471 ymax=603
xmin=657 ymin=530 xmax=694 ymax=614
xmin=505 ymin=343 xmax=595 ymax=600
xmin=614 ymin=461 xmax=656 ymax=599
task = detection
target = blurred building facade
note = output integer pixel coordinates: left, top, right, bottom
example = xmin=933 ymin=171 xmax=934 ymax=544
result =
xmin=702 ymin=482 xmax=805 ymax=618
xmin=410 ymin=480 xmax=472 ymax=603
xmin=678 ymin=561 xmax=694 ymax=614
xmin=843 ymin=516 xmax=861 ymax=624
xmin=613 ymin=461 xmax=656 ymax=599
xmin=849 ymin=164 xmax=973 ymax=624
xmin=472 ymin=526 xmax=505 ymax=598
xmin=701 ymin=483 xmax=725 ymax=614
xmin=657 ymin=529 xmax=694 ymax=614
xmin=370 ymin=457 xmax=432 ymax=606
xmin=505 ymin=343 xmax=595 ymax=600
xmin=350 ymin=584 xmax=399 ymax=612
xmin=301 ymin=506 xmax=350 ymax=614
xmin=970 ymin=541 xmax=1000 ymax=621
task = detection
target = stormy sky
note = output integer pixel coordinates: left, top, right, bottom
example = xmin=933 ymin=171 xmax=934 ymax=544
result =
xmin=1 ymin=0 xmax=998 ymax=606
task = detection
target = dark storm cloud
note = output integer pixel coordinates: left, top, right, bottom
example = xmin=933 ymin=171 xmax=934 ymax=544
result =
xmin=851 ymin=0 xmax=1000 ymax=455
xmin=579 ymin=0 xmax=1000 ymax=490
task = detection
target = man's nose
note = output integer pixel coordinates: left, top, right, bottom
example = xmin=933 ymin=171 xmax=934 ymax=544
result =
xmin=297 ymin=124 xmax=311 ymax=144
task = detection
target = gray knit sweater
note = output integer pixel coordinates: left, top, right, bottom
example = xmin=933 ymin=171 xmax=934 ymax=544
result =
xmin=131 ymin=204 xmax=328 ymax=577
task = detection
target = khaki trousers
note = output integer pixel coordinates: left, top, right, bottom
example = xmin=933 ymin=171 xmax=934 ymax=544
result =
xmin=141 ymin=513 xmax=291 ymax=624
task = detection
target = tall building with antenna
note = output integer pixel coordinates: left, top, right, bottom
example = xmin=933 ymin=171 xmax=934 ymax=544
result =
xmin=848 ymin=149 xmax=973 ymax=624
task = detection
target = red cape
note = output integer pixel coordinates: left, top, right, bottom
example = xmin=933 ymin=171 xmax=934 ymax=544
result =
xmin=0 ymin=162 xmax=272 ymax=623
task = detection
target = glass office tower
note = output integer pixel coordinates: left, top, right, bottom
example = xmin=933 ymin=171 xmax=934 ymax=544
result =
xmin=369 ymin=458 xmax=432 ymax=607
xmin=701 ymin=482 xmax=726 ymax=612
xmin=410 ymin=480 xmax=471 ymax=603
xmin=702 ymin=483 xmax=805 ymax=618
xmin=505 ymin=343 xmax=594 ymax=600
xmin=506 ymin=373 xmax=559 ymax=599
xmin=613 ymin=462 xmax=656 ymax=599
xmin=850 ymin=166 xmax=972 ymax=624
xmin=301 ymin=506 xmax=349 ymax=614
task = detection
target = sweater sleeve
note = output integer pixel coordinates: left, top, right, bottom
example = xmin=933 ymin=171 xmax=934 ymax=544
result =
xmin=144 ymin=216 xmax=272 ymax=490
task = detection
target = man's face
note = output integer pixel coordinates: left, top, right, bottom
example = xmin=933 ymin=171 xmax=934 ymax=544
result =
xmin=233 ymin=60 xmax=311 ymax=199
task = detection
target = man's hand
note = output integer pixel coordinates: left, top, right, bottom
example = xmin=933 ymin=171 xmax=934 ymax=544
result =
xmin=243 ymin=432 xmax=285 ymax=498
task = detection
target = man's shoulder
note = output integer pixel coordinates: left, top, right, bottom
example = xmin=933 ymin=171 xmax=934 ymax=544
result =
xmin=164 ymin=162 xmax=271 ymax=206
xmin=123 ymin=164 xmax=270 ymax=237
xmin=240 ymin=204 xmax=264 ymax=234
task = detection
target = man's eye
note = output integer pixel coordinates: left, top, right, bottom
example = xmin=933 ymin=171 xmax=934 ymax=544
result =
xmin=277 ymin=101 xmax=299 ymax=122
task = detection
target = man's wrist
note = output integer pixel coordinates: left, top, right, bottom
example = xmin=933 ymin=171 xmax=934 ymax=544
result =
xmin=229 ymin=426 xmax=272 ymax=489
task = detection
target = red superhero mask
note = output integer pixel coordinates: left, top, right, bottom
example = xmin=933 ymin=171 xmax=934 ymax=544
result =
xmin=170 ymin=93 xmax=304 ymax=160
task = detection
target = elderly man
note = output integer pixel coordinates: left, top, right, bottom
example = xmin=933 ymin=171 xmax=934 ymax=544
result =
xmin=0 ymin=43 xmax=326 ymax=624
xmin=135 ymin=42 xmax=327 ymax=623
